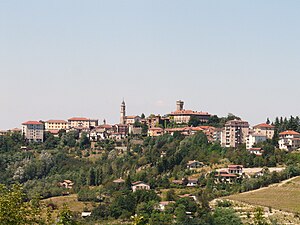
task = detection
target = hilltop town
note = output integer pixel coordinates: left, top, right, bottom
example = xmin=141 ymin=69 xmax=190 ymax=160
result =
xmin=1 ymin=100 xmax=300 ymax=224
xmin=9 ymin=100 xmax=300 ymax=152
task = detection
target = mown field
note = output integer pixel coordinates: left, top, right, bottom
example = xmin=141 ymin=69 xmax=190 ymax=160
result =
xmin=225 ymin=176 xmax=300 ymax=213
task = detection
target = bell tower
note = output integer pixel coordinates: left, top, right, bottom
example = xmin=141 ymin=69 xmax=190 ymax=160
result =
xmin=120 ymin=99 xmax=126 ymax=124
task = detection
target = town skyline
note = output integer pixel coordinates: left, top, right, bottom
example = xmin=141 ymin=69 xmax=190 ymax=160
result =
xmin=0 ymin=98 xmax=298 ymax=130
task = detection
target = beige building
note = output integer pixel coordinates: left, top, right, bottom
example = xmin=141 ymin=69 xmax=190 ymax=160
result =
xmin=68 ymin=117 xmax=98 ymax=129
xmin=278 ymin=130 xmax=300 ymax=151
xmin=148 ymin=127 xmax=164 ymax=137
xmin=221 ymin=119 xmax=249 ymax=148
xmin=45 ymin=120 xmax=68 ymax=131
xmin=21 ymin=121 xmax=44 ymax=142
xmin=170 ymin=100 xmax=211 ymax=124
xmin=252 ymin=123 xmax=275 ymax=139
xmin=124 ymin=116 xmax=141 ymax=125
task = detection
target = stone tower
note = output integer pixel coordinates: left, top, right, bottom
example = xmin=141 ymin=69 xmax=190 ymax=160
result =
xmin=120 ymin=99 xmax=126 ymax=124
xmin=176 ymin=100 xmax=184 ymax=111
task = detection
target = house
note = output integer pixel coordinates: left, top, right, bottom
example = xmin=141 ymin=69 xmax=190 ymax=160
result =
xmin=81 ymin=212 xmax=92 ymax=218
xmin=228 ymin=165 xmax=243 ymax=175
xmin=248 ymin=147 xmax=264 ymax=156
xmin=165 ymin=127 xmax=192 ymax=136
xmin=113 ymin=178 xmax=125 ymax=184
xmin=21 ymin=121 xmax=44 ymax=142
xmin=148 ymin=127 xmax=164 ymax=137
xmin=0 ymin=130 xmax=7 ymax=136
xmin=169 ymin=100 xmax=211 ymax=124
xmin=124 ymin=116 xmax=141 ymax=125
xmin=131 ymin=181 xmax=150 ymax=192
xmin=221 ymin=119 xmax=249 ymax=148
xmin=146 ymin=115 xmax=162 ymax=128
xmin=186 ymin=178 xmax=198 ymax=187
xmin=253 ymin=123 xmax=275 ymax=139
xmin=178 ymin=194 xmax=197 ymax=201
xmin=215 ymin=170 xmax=237 ymax=183
xmin=278 ymin=130 xmax=300 ymax=151
xmin=246 ymin=133 xmax=267 ymax=149
xmin=59 ymin=180 xmax=74 ymax=189
xmin=172 ymin=180 xmax=184 ymax=185
xmin=115 ymin=124 xmax=128 ymax=136
xmin=172 ymin=178 xmax=188 ymax=186
xmin=186 ymin=160 xmax=204 ymax=169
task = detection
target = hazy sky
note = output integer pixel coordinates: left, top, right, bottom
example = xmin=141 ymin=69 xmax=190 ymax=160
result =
xmin=1 ymin=1 xmax=300 ymax=129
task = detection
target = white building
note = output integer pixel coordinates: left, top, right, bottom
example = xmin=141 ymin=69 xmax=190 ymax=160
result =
xmin=246 ymin=134 xmax=267 ymax=149
xmin=278 ymin=130 xmax=300 ymax=151
xmin=21 ymin=121 xmax=44 ymax=142
xmin=131 ymin=181 xmax=150 ymax=192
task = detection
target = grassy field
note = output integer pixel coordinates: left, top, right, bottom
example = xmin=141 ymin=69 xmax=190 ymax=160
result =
xmin=42 ymin=194 xmax=97 ymax=212
xmin=225 ymin=176 xmax=300 ymax=213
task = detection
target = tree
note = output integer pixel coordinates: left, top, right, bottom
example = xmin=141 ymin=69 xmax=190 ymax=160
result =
xmin=79 ymin=132 xmax=90 ymax=149
xmin=212 ymin=207 xmax=242 ymax=225
xmin=253 ymin=207 xmax=269 ymax=225
xmin=88 ymin=168 xmax=96 ymax=186
xmin=188 ymin=116 xmax=200 ymax=127
xmin=0 ymin=184 xmax=43 ymax=225
xmin=130 ymin=214 xmax=147 ymax=225
xmin=57 ymin=205 xmax=78 ymax=225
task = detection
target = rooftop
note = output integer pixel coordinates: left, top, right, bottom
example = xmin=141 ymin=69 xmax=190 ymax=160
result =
xmin=279 ymin=130 xmax=300 ymax=136
xmin=253 ymin=123 xmax=275 ymax=128
xmin=22 ymin=121 xmax=43 ymax=125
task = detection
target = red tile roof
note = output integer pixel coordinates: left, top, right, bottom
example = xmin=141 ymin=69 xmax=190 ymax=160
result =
xmin=215 ymin=173 xmax=237 ymax=178
xmin=228 ymin=165 xmax=243 ymax=168
xmin=68 ymin=117 xmax=89 ymax=121
xmin=46 ymin=120 xmax=67 ymax=123
xmin=170 ymin=110 xmax=210 ymax=116
xmin=125 ymin=116 xmax=139 ymax=119
xmin=149 ymin=127 xmax=164 ymax=131
xmin=279 ymin=130 xmax=300 ymax=136
xmin=253 ymin=123 xmax=275 ymax=128
xmin=22 ymin=121 xmax=43 ymax=125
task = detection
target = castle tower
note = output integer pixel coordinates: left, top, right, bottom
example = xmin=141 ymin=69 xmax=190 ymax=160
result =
xmin=176 ymin=100 xmax=184 ymax=111
xmin=120 ymin=100 xmax=126 ymax=124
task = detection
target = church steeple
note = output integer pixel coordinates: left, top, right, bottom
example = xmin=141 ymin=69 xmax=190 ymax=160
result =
xmin=120 ymin=99 xmax=126 ymax=124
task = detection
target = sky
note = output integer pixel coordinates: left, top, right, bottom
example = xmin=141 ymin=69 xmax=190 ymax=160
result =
xmin=1 ymin=1 xmax=300 ymax=129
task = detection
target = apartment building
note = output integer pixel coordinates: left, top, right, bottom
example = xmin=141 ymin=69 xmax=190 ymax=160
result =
xmin=221 ymin=119 xmax=249 ymax=148
xmin=68 ymin=117 xmax=98 ymax=129
xmin=45 ymin=120 xmax=68 ymax=131
xmin=252 ymin=123 xmax=275 ymax=139
xmin=21 ymin=121 xmax=44 ymax=142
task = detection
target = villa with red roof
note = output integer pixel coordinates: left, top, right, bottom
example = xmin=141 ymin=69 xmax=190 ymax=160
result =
xmin=21 ymin=121 xmax=44 ymax=142
xmin=278 ymin=130 xmax=300 ymax=151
